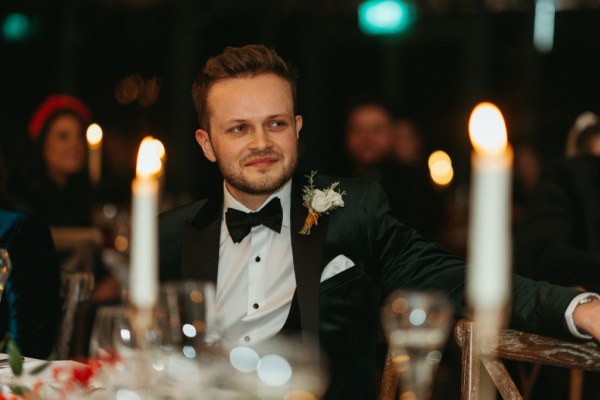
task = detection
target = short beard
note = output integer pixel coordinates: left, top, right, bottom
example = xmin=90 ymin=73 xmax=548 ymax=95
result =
xmin=217 ymin=149 xmax=297 ymax=196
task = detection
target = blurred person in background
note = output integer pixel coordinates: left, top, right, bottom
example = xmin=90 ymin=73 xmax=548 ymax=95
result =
xmin=344 ymin=103 xmax=445 ymax=240
xmin=0 ymin=149 xmax=60 ymax=359
xmin=10 ymin=94 xmax=94 ymax=226
xmin=391 ymin=118 xmax=424 ymax=166
xmin=388 ymin=118 xmax=445 ymax=241
xmin=512 ymin=141 xmax=543 ymax=224
xmin=9 ymin=95 xmax=121 ymax=352
xmin=344 ymin=100 xmax=394 ymax=180
xmin=565 ymin=111 xmax=599 ymax=158
xmin=515 ymin=152 xmax=600 ymax=398
xmin=568 ymin=121 xmax=600 ymax=158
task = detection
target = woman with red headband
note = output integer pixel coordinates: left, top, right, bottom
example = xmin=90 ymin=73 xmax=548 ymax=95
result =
xmin=10 ymin=95 xmax=121 ymax=356
xmin=11 ymin=94 xmax=94 ymax=226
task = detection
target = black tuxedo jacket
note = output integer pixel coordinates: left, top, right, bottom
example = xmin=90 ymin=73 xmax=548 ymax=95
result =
xmin=159 ymin=175 xmax=580 ymax=399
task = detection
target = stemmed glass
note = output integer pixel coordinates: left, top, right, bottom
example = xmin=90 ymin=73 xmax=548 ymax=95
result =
xmin=0 ymin=249 xmax=12 ymax=301
xmin=381 ymin=290 xmax=454 ymax=400
xmin=89 ymin=305 xmax=150 ymax=397
xmin=153 ymin=280 xmax=221 ymax=399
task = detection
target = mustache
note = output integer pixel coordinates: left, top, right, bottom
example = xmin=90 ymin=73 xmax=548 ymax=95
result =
xmin=242 ymin=149 xmax=282 ymax=163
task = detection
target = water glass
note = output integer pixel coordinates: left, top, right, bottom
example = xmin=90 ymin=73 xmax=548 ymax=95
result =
xmin=381 ymin=290 xmax=454 ymax=400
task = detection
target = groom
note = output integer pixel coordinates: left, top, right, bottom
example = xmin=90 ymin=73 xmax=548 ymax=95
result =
xmin=159 ymin=44 xmax=600 ymax=399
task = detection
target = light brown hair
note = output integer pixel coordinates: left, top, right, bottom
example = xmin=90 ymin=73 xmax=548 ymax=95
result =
xmin=192 ymin=44 xmax=297 ymax=131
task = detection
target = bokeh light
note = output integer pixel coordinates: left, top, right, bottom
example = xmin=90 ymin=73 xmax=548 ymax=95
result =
xmin=428 ymin=150 xmax=453 ymax=187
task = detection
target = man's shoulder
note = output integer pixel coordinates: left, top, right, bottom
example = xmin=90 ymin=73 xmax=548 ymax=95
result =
xmin=159 ymin=199 xmax=209 ymax=227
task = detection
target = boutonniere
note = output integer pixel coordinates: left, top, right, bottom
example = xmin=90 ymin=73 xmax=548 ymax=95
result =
xmin=299 ymin=171 xmax=346 ymax=235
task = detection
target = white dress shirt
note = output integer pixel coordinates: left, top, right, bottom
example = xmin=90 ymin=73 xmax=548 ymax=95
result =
xmin=217 ymin=180 xmax=296 ymax=345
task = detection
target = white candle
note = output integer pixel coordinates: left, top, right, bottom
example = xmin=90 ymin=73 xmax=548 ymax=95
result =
xmin=130 ymin=136 xmax=162 ymax=309
xmin=86 ymin=123 xmax=103 ymax=186
xmin=466 ymin=102 xmax=513 ymax=321
xmin=154 ymin=138 xmax=167 ymax=200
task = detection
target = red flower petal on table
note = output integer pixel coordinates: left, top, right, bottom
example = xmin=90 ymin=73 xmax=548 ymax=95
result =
xmin=71 ymin=364 xmax=94 ymax=387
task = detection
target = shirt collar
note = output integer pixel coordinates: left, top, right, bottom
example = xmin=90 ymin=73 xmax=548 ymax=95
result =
xmin=222 ymin=179 xmax=291 ymax=228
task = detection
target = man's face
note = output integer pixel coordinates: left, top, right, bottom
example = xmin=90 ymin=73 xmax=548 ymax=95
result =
xmin=196 ymin=73 xmax=302 ymax=203
xmin=345 ymin=105 xmax=392 ymax=167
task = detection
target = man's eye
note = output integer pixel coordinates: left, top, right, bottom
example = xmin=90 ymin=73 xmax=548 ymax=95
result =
xmin=270 ymin=120 xmax=287 ymax=129
xmin=230 ymin=125 xmax=247 ymax=133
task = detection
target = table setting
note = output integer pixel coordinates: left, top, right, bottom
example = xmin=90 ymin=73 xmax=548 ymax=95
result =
xmin=0 ymin=102 xmax=516 ymax=399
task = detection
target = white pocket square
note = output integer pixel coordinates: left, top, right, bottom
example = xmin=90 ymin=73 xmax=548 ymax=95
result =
xmin=320 ymin=254 xmax=355 ymax=283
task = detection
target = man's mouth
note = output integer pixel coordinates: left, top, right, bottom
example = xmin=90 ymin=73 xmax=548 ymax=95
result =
xmin=245 ymin=157 xmax=278 ymax=168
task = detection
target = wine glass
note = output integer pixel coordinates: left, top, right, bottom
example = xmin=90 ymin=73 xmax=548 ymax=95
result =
xmin=153 ymin=280 xmax=221 ymax=399
xmin=381 ymin=290 xmax=454 ymax=400
xmin=89 ymin=305 xmax=151 ymax=396
xmin=0 ymin=249 xmax=12 ymax=301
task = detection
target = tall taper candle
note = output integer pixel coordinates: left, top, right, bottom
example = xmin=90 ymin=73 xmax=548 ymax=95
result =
xmin=466 ymin=102 xmax=513 ymax=400
xmin=467 ymin=102 xmax=513 ymax=337
xmin=130 ymin=136 xmax=162 ymax=309
xmin=86 ymin=123 xmax=103 ymax=186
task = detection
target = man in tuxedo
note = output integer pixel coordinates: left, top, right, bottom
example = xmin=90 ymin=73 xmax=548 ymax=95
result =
xmin=159 ymin=44 xmax=600 ymax=399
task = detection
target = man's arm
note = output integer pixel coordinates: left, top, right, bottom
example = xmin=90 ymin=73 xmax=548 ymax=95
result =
xmin=573 ymin=298 xmax=600 ymax=340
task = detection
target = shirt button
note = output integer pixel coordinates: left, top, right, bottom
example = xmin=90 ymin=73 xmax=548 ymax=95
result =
xmin=253 ymin=303 xmax=259 ymax=309
xmin=244 ymin=336 xmax=251 ymax=343
xmin=255 ymin=256 xmax=261 ymax=262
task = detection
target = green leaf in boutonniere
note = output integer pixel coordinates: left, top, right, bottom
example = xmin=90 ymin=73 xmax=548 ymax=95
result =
xmin=299 ymin=171 xmax=346 ymax=235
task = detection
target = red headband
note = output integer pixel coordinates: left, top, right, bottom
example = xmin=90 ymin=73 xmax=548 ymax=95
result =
xmin=28 ymin=94 xmax=92 ymax=140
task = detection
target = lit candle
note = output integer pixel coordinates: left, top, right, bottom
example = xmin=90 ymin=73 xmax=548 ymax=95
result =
xmin=130 ymin=136 xmax=162 ymax=309
xmin=86 ymin=123 xmax=103 ymax=186
xmin=154 ymin=138 xmax=167 ymax=200
xmin=466 ymin=102 xmax=513 ymax=333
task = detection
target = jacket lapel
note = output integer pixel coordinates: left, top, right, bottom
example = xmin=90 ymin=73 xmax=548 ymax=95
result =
xmin=290 ymin=177 xmax=328 ymax=339
xmin=181 ymin=191 xmax=223 ymax=283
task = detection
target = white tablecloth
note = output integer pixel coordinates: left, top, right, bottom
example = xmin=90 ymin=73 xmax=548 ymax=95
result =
xmin=0 ymin=355 xmax=104 ymax=399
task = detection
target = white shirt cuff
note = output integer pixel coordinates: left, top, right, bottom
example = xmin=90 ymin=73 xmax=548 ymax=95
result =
xmin=564 ymin=292 xmax=600 ymax=339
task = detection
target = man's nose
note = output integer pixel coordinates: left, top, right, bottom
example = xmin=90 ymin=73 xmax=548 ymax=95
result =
xmin=249 ymin=127 xmax=272 ymax=149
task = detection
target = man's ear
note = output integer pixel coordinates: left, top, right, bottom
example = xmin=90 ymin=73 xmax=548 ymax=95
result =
xmin=295 ymin=115 xmax=303 ymax=139
xmin=195 ymin=129 xmax=217 ymax=162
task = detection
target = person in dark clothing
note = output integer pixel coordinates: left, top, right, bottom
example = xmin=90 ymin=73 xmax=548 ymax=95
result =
xmin=10 ymin=94 xmax=94 ymax=227
xmin=0 ymin=151 xmax=60 ymax=359
xmin=515 ymin=155 xmax=600 ymax=399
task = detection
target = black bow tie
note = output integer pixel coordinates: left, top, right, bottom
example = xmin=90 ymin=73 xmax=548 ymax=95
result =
xmin=225 ymin=197 xmax=283 ymax=243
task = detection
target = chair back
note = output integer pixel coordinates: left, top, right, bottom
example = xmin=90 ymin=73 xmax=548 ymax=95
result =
xmin=454 ymin=319 xmax=600 ymax=400
xmin=54 ymin=271 xmax=95 ymax=359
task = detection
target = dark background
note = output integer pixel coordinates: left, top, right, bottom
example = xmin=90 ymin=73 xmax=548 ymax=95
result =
xmin=2 ymin=0 xmax=600 ymax=198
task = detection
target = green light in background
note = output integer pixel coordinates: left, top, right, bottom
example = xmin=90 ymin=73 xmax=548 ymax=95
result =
xmin=3 ymin=13 xmax=32 ymax=42
xmin=358 ymin=0 xmax=415 ymax=36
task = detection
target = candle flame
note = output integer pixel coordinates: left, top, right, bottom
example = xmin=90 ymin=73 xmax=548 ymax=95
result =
xmin=154 ymin=139 xmax=166 ymax=161
xmin=86 ymin=123 xmax=103 ymax=146
xmin=136 ymin=136 xmax=162 ymax=177
xmin=468 ymin=102 xmax=508 ymax=155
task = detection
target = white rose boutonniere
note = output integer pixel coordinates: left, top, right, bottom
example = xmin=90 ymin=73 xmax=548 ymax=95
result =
xmin=300 ymin=171 xmax=346 ymax=235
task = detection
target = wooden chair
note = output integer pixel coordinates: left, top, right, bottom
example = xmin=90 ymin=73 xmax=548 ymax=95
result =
xmin=380 ymin=350 xmax=399 ymax=400
xmin=50 ymin=227 xmax=101 ymax=358
xmin=54 ymin=271 xmax=95 ymax=359
xmin=454 ymin=319 xmax=600 ymax=400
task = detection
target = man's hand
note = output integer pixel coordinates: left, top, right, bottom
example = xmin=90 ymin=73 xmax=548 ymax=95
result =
xmin=573 ymin=299 xmax=600 ymax=340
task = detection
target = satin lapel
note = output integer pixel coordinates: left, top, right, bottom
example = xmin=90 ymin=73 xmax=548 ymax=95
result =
xmin=290 ymin=177 xmax=328 ymax=339
xmin=181 ymin=192 xmax=223 ymax=283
